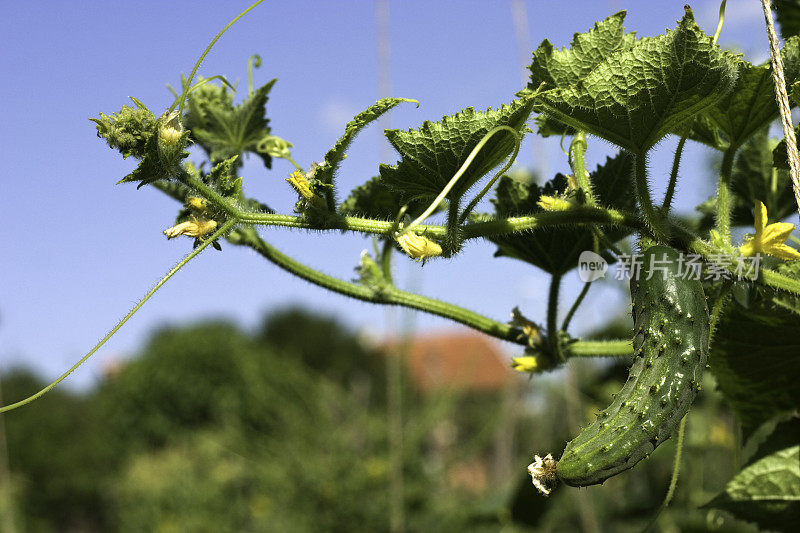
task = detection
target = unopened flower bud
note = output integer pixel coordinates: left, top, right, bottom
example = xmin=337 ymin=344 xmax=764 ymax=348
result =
xmin=158 ymin=111 xmax=183 ymax=145
xmin=395 ymin=232 xmax=442 ymax=262
xmin=537 ymin=195 xmax=572 ymax=211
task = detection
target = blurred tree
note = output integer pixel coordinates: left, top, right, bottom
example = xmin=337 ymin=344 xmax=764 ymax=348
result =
xmin=1 ymin=370 xmax=116 ymax=532
xmin=256 ymin=307 xmax=386 ymax=398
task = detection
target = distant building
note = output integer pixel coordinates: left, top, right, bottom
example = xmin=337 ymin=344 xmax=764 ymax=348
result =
xmin=385 ymin=331 xmax=513 ymax=393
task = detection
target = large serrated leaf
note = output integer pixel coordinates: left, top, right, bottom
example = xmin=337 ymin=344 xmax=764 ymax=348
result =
xmin=315 ymin=97 xmax=418 ymax=191
xmin=710 ymin=274 xmax=800 ymax=436
xmin=537 ymin=6 xmax=738 ymax=154
xmin=707 ymin=418 xmax=800 ymax=532
xmin=696 ymin=38 xmax=800 ymax=148
xmin=488 ymin=152 xmax=635 ymax=275
xmin=379 ymin=97 xmax=535 ymax=205
xmin=185 ymin=78 xmax=276 ymax=170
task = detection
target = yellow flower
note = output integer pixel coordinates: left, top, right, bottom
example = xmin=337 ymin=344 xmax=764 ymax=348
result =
xmin=395 ymin=232 xmax=442 ymax=261
xmin=537 ymin=195 xmax=571 ymax=211
xmin=163 ymin=216 xmax=218 ymax=240
xmin=739 ymin=201 xmax=800 ymax=260
xmin=511 ymin=355 xmax=540 ymax=373
xmin=286 ymin=170 xmax=326 ymax=209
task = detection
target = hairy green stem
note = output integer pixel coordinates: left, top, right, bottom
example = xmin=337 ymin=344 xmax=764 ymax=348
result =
xmin=662 ymin=135 xmax=687 ymax=213
xmin=459 ymin=127 xmax=522 ymax=223
xmin=234 ymin=227 xmax=524 ymax=344
xmin=634 ymin=152 xmax=668 ymax=241
xmin=380 ymin=238 xmax=394 ymax=285
xmin=462 ymin=207 xmax=644 ymax=239
xmin=713 ymin=0 xmax=727 ymax=44
xmin=715 ymin=146 xmax=737 ymax=243
xmin=561 ymin=281 xmax=592 ymax=332
xmin=567 ymin=340 xmax=633 ymax=358
xmin=0 ymin=220 xmax=237 ymax=414
xmin=181 ymin=170 xmax=800 ymax=298
xmin=547 ymin=274 xmax=564 ymax=362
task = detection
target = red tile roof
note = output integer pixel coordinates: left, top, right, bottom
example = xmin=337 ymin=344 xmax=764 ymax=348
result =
xmin=386 ymin=331 xmax=512 ymax=393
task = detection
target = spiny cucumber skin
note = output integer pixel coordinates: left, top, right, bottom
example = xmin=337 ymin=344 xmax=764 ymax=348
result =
xmin=556 ymin=246 xmax=709 ymax=487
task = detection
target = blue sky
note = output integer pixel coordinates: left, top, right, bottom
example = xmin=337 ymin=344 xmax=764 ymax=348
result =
xmin=0 ymin=1 xmax=775 ymax=389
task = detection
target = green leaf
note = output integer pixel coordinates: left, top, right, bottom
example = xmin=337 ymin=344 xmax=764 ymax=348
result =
xmin=710 ymin=276 xmax=800 ymax=436
xmin=315 ymin=97 xmax=418 ymax=195
xmin=185 ymin=78 xmax=277 ymax=170
xmin=339 ymin=176 xmax=403 ymax=220
xmin=379 ymin=97 xmax=535 ymax=205
xmin=702 ymin=128 xmax=800 ymax=228
xmin=536 ymin=6 xmax=738 ymax=154
xmin=528 ymin=11 xmax=636 ymax=137
xmin=733 ymin=129 xmax=798 ymax=222
xmin=528 ymin=11 xmax=636 ymax=91
xmin=208 ymin=155 xmax=242 ymax=198
xmin=775 ymin=0 xmax=800 ymax=40
xmin=528 ymin=11 xmax=634 ymax=93
xmin=706 ymin=418 xmax=800 ymax=531
xmin=488 ymin=152 xmax=634 ymax=275
xmin=773 ymin=82 xmax=800 ymax=169
xmin=693 ymin=38 xmax=800 ymax=149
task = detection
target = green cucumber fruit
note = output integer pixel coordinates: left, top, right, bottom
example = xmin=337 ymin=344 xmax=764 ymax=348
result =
xmin=556 ymin=245 xmax=709 ymax=486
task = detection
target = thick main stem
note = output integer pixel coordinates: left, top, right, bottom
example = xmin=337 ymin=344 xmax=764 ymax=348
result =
xmin=235 ymin=228 xmax=524 ymax=344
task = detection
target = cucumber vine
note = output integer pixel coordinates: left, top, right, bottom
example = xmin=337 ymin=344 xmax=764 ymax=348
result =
xmin=4 ymin=1 xmax=800 ymax=527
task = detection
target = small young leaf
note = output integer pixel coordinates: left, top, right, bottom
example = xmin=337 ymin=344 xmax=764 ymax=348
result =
xmin=115 ymin=114 xmax=191 ymax=189
xmin=91 ymin=103 xmax=156 ymax=159
xmin=537 ymin=6 xmax=739 ymax=154
xmin=315 ymin=97 xmax=419 ymax=196
xmin=379 ymin=97 xmax=535 ymax=204
xmin=185 ymin=78 xmax=277 ymax=170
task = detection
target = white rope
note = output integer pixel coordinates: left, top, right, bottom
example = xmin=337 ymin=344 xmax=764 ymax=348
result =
xmin=761 ymin=0 xmax=800 ymax=222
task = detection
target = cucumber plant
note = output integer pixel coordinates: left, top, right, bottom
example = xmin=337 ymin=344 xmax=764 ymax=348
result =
xmin=5 ymin=1 xmax=800 ymax=528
